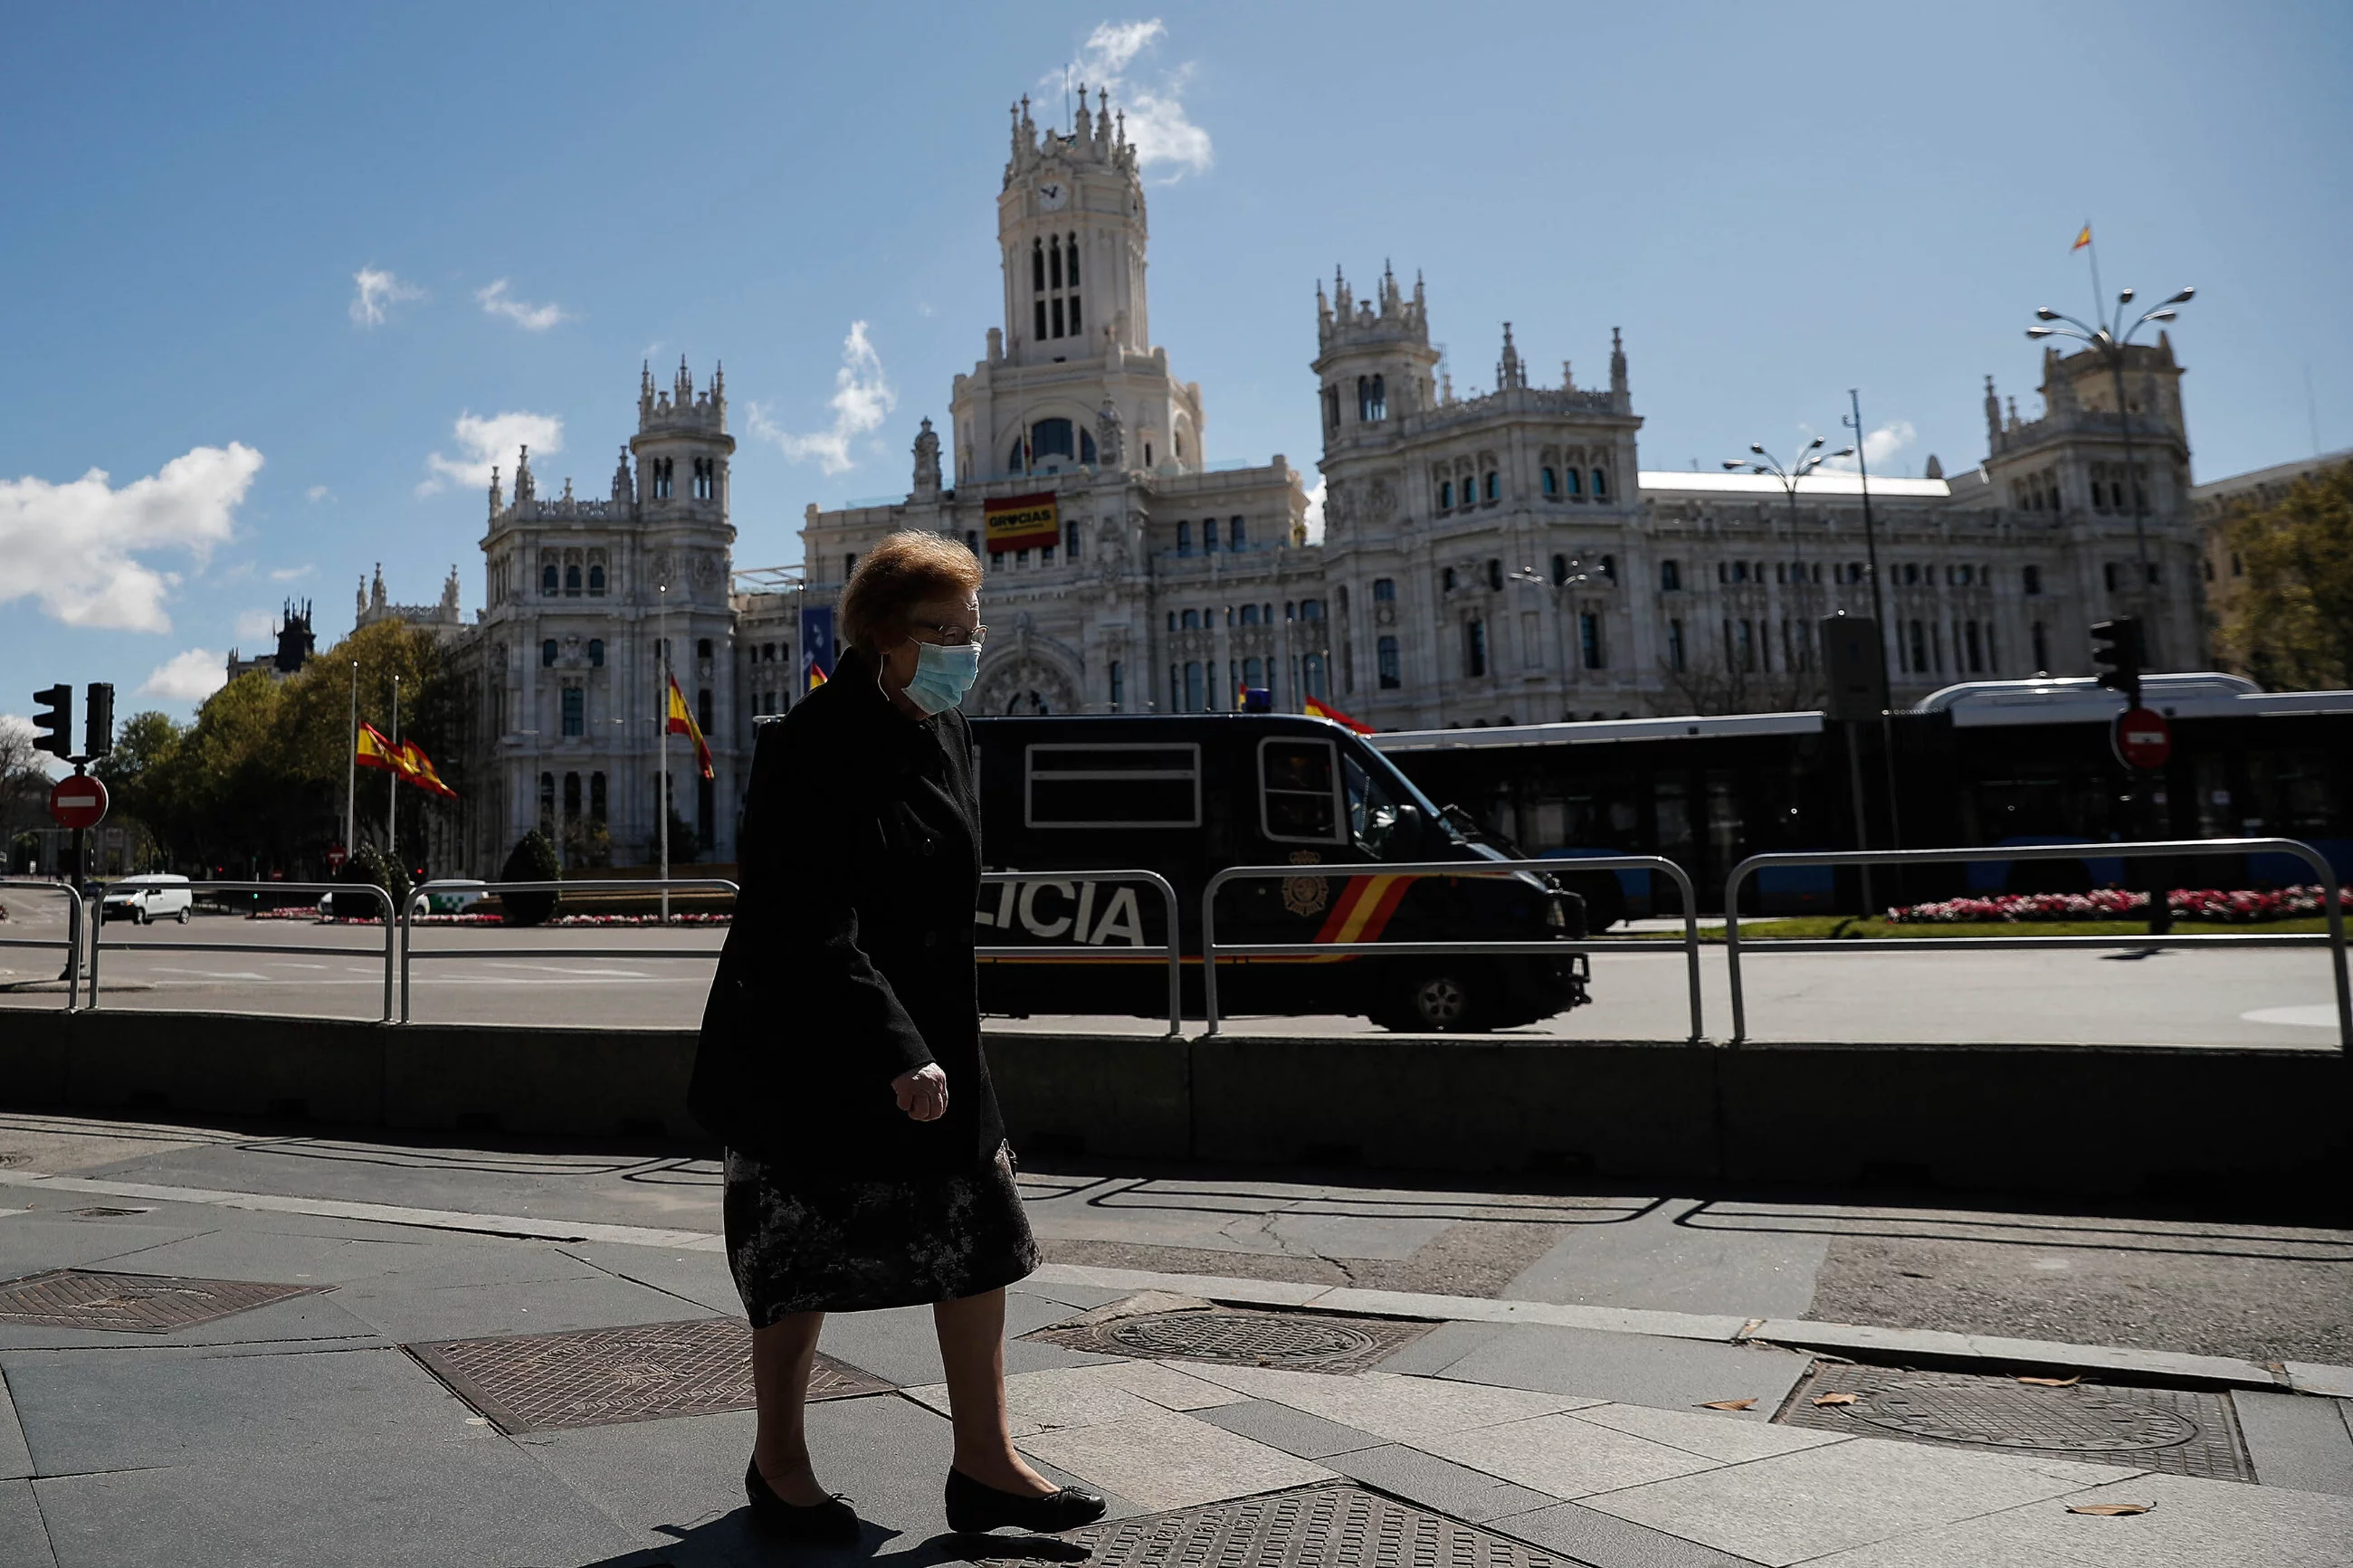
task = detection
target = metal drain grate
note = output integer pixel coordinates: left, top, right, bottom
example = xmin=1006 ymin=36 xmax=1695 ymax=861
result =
xmin=976 ymin=1484 xmax=1570 ymax=1568
xmin=67 ymin=1206 xmax=154 ymax=1218
xmin=405 ymin=1316 xmax=892 ymax=1434
xmin=1026 ymin=1308 xmax=1434 ymax=1373
xmin=1778 ymin=1363 xmax=2251 ymax=1481
xmin=0 ymin=1269 xmax=323 ymax=1333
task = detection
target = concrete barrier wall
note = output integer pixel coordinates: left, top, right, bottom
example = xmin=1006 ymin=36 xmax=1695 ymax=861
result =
xmin=4 ymin=1010 xmax=2344 ymax=1196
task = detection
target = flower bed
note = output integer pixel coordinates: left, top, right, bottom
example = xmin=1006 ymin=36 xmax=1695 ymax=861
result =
xmin=1885 ymin=885 xmax=2347 ymax=924
xmin=248 ymin=908 xmax=730 ymax=927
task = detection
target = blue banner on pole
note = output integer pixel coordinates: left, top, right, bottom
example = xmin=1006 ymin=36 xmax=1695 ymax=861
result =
xmin=799 ymin=604 xmax=836 ymax=690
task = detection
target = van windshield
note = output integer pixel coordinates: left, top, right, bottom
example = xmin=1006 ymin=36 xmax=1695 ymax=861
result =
xmin=1339 ymin=741 xmax=1462 ymax=853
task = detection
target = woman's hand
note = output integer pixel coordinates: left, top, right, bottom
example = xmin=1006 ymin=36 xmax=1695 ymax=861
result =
xmin=892 ymin=1062 xmax=949 ymax=1122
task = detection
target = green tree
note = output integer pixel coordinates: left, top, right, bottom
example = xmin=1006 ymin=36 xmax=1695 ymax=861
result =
xmin=2220 ymin=461 xmax=2353 ymax=689
xmin=499 ymin=830 xmax=562 ymax=926
xmin=91 ymin=710 xmax=187 ymax=865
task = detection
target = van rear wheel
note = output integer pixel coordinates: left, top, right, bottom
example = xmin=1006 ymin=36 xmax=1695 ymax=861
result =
xmin=1371 ymin=967 xmax=1490 ymax=1032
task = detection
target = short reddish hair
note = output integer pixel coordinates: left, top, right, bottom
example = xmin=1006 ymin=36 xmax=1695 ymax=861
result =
xmin=839 ymin=530 xmax=984 ymax=650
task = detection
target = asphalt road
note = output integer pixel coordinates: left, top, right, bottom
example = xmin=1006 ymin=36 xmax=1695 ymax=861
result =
xmin=1 ymin=1108 xmax=2345 ymax=1365
xmin=0 ymin=907 xmax=2339 ymax=1048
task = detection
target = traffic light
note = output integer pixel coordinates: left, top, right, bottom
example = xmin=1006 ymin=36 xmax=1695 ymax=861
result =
xmin=31 ymin=685 xmax=71 ymax=758
xmin=84 ymin=682 xmax=114 ymax=759
xmin=2090 ymin=618 xmax=2144 ymax=706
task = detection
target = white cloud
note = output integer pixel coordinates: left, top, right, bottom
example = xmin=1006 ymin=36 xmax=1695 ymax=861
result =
xmin=233 ymin=609 xmax=277 ymax=642
xmin=269 ymin=563 xmax=315 ymax=581
xmin=349 ymin=267 xmax=424 ymax=328
xmin=0 ymin=443 xmax=263 ymax=632
xmin=1300 ymin=477 xmax=1326 ymax=545
xmin=476 ymin=279 xmax=571 ymax=332
xmin=305 ymin=484 xmax=333 ymax=503
xmin=748 ymin=321 xmax=896 ymax=477
xmin=418 ymin=410 xmax=564 ymax=497
xmin=140 ymin=648 xmax=228 ymax=702
xmin=1821 ymin=420 xmax=1918 ymax=473
xmin=1064 ymin=19 xmax=1214 ymax=179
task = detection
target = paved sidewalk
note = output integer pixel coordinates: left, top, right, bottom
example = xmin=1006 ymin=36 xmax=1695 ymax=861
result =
xmin=4 ymin=1164 xmax=2352 ymax=1566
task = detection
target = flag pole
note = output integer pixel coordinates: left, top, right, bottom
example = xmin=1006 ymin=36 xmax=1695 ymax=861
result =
xmin=345 ymin=660 xmax=357 ymax=859
xmin=658 ymin=584 xmax=670 ymax=926
xmin=2082 ymin=220 xmax=2106 ymax=327
xmin=387 ymin=674 xmax=400 ymax=867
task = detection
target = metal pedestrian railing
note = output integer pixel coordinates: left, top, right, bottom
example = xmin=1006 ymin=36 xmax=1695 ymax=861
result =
xmin=83 ymin=880 xmax=398 ymax=1020
xmin=1200 ymin=856 xmax=1704 ymax=1041
xmin=398 ymin=879 xmax=738 ymax=1022
xmin=0 ymin=878 xmax=88 ymax=1010
xmin=977 ymin=870 xmax=1186 ymax=1037
xmin=1722 ymin=838 xmax=2352 ymax=1051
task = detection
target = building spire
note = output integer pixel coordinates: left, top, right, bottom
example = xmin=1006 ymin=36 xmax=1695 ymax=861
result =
xmin=1608 ymin=327 xmax=1628 ymax=395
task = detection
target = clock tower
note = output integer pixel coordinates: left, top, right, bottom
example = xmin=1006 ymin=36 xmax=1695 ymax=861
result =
xmin=949 ymin=90 xmax=1204 ymax=484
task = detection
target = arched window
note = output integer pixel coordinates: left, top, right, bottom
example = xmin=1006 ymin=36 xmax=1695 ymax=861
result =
xmin=1032 ymin=239 xmax=1045 ymax=292
xmin=1080 ymin=427 xmax=1097 ymax=464
xmin=561 ymin=690 xmax=584 ymax=736
xmin=587 ymin=564 xmax=606 ymax=595
xmin=1230 ymin=516 xmax=1246 ymax=548
xmin=1552 ymin=554 xmax=1569 ymax=586
xmin=1370 ymin=375 xmax=1385 ymax=419
xmin=1203 ymin=518 xmax=1219 ymax=551
xmin=565 ymin=564 xmax=581 ymax=596
xmin=590 ymin=772 xmax=607 ymax=822
xmin=1592 ymin=468 xmax=1608 ymax=498
xmin=542 ymin=563 xmax=559 ymax=595
xmin=1182 ymin=608 xmax=1200 ymax=629
xmin=1177 ymin=521 xmax=1193 ymax=556
xmin=1483 ymin=471 xmax=1499 ymax=501
xmin=697 ymin=638 xmax=714 ymax=660
xmin=1542 ymin=467 xmax=1558 ymax=495
xmin=1357 ymin=375 xmax=1371 ymax=421
xmin=1438 ymin=480 xmax=1453 ymax=509
xmin=1565 ymin=467 xmax=1582 ymax=497
xmin=587 ymin=639 xmax=605 ymax=668
xmin=1065 ymin=234 xmax=1080 ymax=289
xmin=1486 ymin=559 xmax=1503 ymax=590
xmin=1184 ymin=661 xmax=1205 ymax=712
xmin=1323 ymin=385 xmax=1341 ymax=431
xmin=1442 ymin=566 xmax=1456 ymax=591
xmin=1661 ymin=560 xmax=1681 ymax=592
xmin=1032 ymin=417 xmax=1076 ymax=463
xmin=1049 ymin=238 xmax=1062 ymax=290
xmin=1240 ymin=603 xmax=1261 ymax=625
xmin=1463 ymin=621 xmax=1487 ymax=678
xmin=1377 ymin=636 xmax=1401 ymax=689
xmin=541 ymin=639 xmax=557 ymax=667
xmin=1373 ymin=578 xmax=1396 ymax=602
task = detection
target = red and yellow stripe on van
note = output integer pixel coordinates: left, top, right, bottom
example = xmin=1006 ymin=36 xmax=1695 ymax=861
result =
xmin=1312 ymin=874 xmax=1414 ymax=946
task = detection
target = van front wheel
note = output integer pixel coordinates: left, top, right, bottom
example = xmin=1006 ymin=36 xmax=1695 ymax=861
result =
xmin=1371 ymin=967 xmax=1489 ymax=1032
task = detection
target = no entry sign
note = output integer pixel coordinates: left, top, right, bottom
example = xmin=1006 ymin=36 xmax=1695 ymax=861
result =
xmin=48 ymin=774 xmax=109 ymax=830
xmin=2112 ymin=706 xmax=2173 ymax=771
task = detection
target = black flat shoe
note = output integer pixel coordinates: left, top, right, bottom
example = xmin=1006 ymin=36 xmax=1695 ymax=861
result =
xmin=945 ymin=1467 xmax=1108 ymax=1535
xmin=746 ymin=1459 xmax=860 ymax=1544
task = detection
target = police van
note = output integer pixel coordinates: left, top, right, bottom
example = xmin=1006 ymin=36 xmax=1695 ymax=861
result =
xmin=967 ymin=713 xmax=1591 ymax=1031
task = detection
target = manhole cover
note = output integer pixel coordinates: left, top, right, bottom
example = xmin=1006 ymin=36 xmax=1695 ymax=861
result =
xmin=68 ymin=1206 xmax=154 ymax=1218
xmin=404 ymin=1316 xmax=892 ymax=1434
xmin=0 ymin=1269 xmax=323 ymax=1333
xmin=1026 ymin=1309 xmax=1432 ymax=1373
xmin=976 ymin=1484 xmax=1568 ymax=1568
xmin=1778 ymin=1364 xmax=2250 ymax=1482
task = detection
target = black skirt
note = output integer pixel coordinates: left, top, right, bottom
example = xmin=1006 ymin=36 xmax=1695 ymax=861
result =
xmin=723 ymin=1143 xmax=1040 ymax=1326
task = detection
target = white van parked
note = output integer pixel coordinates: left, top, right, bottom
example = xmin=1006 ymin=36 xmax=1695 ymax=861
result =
xmin=101 ymin=874 xmax=194 ymax=925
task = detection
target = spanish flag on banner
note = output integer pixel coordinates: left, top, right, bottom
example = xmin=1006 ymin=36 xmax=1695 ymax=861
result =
xmin=666 ymin=675 xmax=715 ymax=780
xmin=1304 ymin=695 xmax=1375 ymax=735
xmin=2072 ymin=223 xmax=2092 ymax=252
xmin=399 ymin=739 xmax=459 ymax=800
xmin=354 ymin=723 xmax=401 ymax=774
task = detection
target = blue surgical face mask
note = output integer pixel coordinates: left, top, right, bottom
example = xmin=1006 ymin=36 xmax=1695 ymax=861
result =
xmin=903 ymin=640 xmax=980 ymax=715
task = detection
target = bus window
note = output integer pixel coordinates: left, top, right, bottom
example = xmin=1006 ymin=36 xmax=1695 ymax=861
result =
xmin=1260 ymin=737 xmax=1342 ymax=843
xmin=1025 ymin=744 xmax=1201 ymax=828
xmin=1344 ymin=755 xmax=1401 ymax=858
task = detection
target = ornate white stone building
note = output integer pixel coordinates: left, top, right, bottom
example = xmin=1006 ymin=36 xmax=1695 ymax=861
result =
xmin=376 ymin=91 xmax=2229 ymax=872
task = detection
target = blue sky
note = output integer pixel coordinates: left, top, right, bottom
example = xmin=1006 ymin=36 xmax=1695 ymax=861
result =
xmin=4 ymin=1 xmax=2348 ymax=736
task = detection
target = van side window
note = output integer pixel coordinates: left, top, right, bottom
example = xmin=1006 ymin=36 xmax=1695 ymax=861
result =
xmin=1260 ymin=737 xmax=1342 ymax=843
xmin=1025 ymin=744 xmax=1201 ymax=828
xmin=1344 ymin=756 xmax=1401 ymax=858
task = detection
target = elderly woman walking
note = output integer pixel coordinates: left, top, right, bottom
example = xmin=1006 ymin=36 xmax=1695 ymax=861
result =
xmin=691 ymin=532 xmax=1104 ymax=1544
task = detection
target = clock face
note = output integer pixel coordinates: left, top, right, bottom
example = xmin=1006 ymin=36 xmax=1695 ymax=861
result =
xmin=1037 ymin=179 xmax=1068 ymax=211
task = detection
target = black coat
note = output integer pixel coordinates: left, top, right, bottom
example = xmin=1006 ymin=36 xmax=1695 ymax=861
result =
xmin=690 ymin=646 xmax=1006 ymax=1176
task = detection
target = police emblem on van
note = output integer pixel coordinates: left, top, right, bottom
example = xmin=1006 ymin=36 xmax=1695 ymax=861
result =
xmin=1281 ymin=850 xmax=1329 ymax=917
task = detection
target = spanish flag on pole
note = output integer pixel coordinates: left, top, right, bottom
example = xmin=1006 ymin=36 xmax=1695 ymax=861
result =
xmin=1303 ymin=695 xmax=1376 ymax=735
xmin=399 ymin=739 xmax=459 ymax=800
xmin=666 ymin=674 xmax=715 ymax=780
xmin=2072 ymin=223 xmax=2092 ymax=252
xmin=354 ymin=723 xmax=401 ymax=774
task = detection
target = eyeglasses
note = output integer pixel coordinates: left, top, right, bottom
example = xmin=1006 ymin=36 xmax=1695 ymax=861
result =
xmin=911 ymin=620 xmax=987 ymax=646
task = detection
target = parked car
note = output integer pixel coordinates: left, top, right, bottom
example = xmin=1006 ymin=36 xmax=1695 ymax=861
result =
xmin=101 ymin=874 xmax=194 ymax=925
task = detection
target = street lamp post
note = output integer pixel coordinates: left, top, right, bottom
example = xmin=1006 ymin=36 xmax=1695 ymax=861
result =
xmin=1842 ymin=389 xmax=1904 ymax=860
xmin=1722 ymin=436 xmax=1853 ymax=675
xmin=1509 ymin=555 xmax=1597 ymax=717
xmin=2025 ymin=284 xmax=2195 ymax=641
